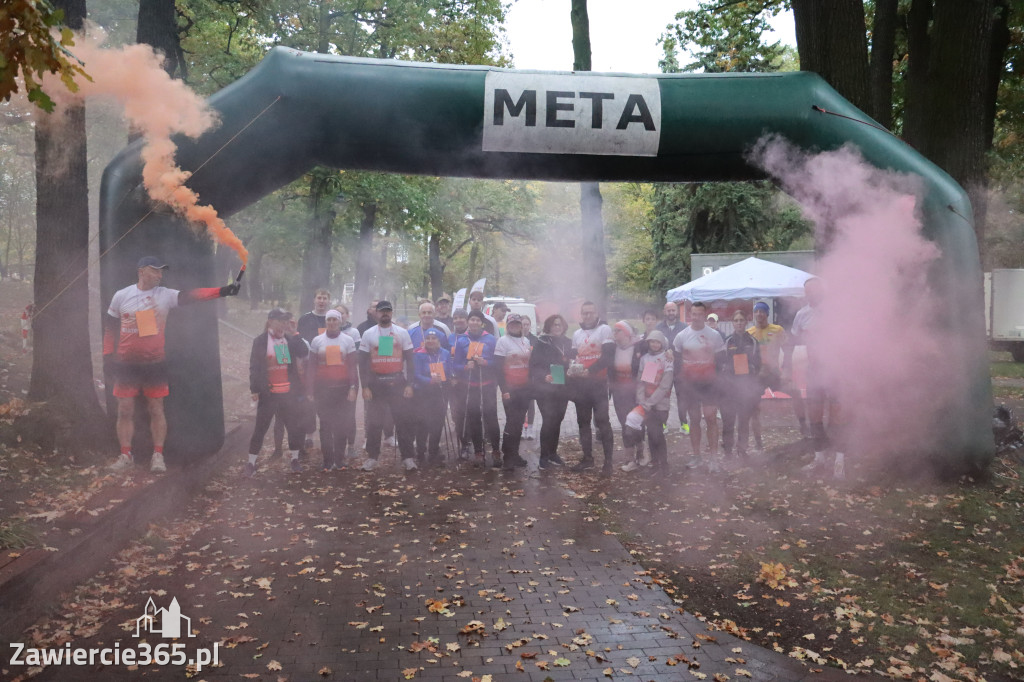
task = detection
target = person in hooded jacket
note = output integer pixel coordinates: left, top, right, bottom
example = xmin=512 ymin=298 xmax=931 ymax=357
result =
xmin=494 ymin=314 xmax=532 ymax=471
xmin=610 ymin=321 xmax=647 ymax=472
xmin=719 ymin=309 xmax=762 ymax=458
xmin=634 ymin=330 xmax=674 ymax=471
xmin=529 ymin=314 xmax=571 ymax=469
xmin=412 ymin=328 xmax=453 ymax=467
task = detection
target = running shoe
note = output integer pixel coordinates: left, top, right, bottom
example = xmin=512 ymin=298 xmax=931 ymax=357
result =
xmin=150 ymin=453 xmax=166 ymax=473
xmin=526 ymin=467 xmax=541 ymax=479
xmin=601 ymin=462 xmax=613 ymax=477
xmin=548 ymin=454 xmax=566 ymax=467
xmin=680 ymin=423 xmax=690 ymax=435
xmin=361 ymin=458 xmax=378 ymax=472
xmin=801 ymin=452 xmax=827 ymax=473
xmin=109 ymin=454 xmax=133 ymax=472
xmin=403 ymin=458 xmax=419 ymax=472
xmin=243 ymin=462 xmax=256 ymax=478
xmin=290 ymin=458 xmax=302 ymax=473
xmin=833 ymin=452 xmax=846 ymax=480
xmin=621 ymin=461 xmax=640 ymax=472
xmin=638 ymin=450 xmax=651 ymax=467
xmin=570 ymin=458 xmax=595 ymax=472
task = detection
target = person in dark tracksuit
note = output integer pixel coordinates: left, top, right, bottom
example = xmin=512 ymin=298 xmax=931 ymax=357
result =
xmin=247 ymin=308 xmax=309 ymax=477
xmin=529 ymin=315 xmax=572 ymax=469
xmin=719 ymin=309 xmax=762 ymax=458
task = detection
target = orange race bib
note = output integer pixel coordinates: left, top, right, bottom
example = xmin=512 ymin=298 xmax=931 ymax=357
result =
xmin=733 ymin=353 xmax=749 ymax=375
xmin=325 ymin=345 xmax=342 ymax=366
xmin=430 ymin=362 xmax=446 ymax=381
xmin=135 ymin=308 xmax=158 ymax=337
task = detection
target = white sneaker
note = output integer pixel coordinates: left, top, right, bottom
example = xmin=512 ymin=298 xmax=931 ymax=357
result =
xmin=801 ymin=452 xmax=827 ymax=473
xmin=361 ymin=458 xmax=378 ymax=471
xmin=621 ymin=461 xmax=640 ymax=472
xmin=109 ymin=454 xmax=133 ymax=472
xmin=833 ymin=452 xmax=846 ymax=480
xmin=385 ymin=436 xmax=397 ymax=447
xmin=403 ymin=458 xmax=418 ymax=471
xmin=707 ymin=457 xmax=722 ymax=474
xmin=150 ymin=453 xmax=166 ymax=473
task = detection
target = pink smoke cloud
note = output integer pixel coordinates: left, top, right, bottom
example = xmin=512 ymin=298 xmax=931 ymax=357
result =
xmin=752 ymin=136 xmax=957 ymax=459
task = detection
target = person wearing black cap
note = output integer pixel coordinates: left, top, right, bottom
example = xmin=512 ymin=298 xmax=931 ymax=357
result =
xmin=246 ymin=308 xmax=309 ymax=476
xmin=105 ymin=256 xmax=240 ymax=474
xmin=359 ymin=300 xmax=418 ymax=471
xmin=452 ymin=310 xmax=500 ymax=466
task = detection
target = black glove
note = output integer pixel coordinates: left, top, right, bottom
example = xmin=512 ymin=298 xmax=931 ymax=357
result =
xmin=219 ymin=283 xmax=241 ymax=297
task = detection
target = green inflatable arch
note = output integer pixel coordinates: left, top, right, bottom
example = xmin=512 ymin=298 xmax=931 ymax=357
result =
xmin=100 ymin=47 xmax=992 ymax=472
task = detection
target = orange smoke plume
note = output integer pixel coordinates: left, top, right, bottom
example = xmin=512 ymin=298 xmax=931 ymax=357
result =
xmin=45 ymin=28 xmax=248 ymax=265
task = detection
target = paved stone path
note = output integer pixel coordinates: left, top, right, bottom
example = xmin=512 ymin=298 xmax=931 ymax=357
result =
xmin=11 ymin=427 xmax=859 ymax=682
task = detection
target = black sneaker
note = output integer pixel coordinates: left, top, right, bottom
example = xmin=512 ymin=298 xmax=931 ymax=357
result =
xmin=600 ymin=463 xmax=613 ymax=478
xmin=570 ymin=459 xmax=595 ymax=472
xmin=508 ymin=454 xmax=528 ymax=468
xmin=548 ymin=454 xmax=566 ymax=467
xmin=539 ymin=457 xmax=551 ymax=470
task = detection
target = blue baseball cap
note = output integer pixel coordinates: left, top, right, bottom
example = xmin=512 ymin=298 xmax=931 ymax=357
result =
xmin=137 ymin=256 xmax=168 ymax=269
xmin=424 ymin=328 xmax=445 ymax=340
xmin=753 ymin=302 xmax=770 ymax=313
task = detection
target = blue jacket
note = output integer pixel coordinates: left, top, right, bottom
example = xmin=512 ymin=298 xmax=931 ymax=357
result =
xmin=450 ymin=331 xmax=497 ymax=385
xmin=413 ymin=347 xmax=452 ymax=390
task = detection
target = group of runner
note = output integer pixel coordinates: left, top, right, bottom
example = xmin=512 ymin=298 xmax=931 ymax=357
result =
xmin=102 ymin=258 xmax=842 ymax=480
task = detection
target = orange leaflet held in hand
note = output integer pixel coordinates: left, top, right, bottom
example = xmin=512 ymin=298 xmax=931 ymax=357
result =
xmin=640 ymin=361 xmax=660 ymax=384
xmin=325 ymin=345 xmax=342 ymax=366
xmin=733 ymin=353 xmax=749 ymax=375
xmin=430 ymin=362 xmax=446 ymax=381
xmin=135 ymin=308 xmax=158 ymax=337
xmin=467 ymin=341 xmax=484 ymax=359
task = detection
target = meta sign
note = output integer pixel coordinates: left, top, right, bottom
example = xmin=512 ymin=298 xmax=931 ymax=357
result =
xmin=482 ymin=72 xmax=662 ymax=157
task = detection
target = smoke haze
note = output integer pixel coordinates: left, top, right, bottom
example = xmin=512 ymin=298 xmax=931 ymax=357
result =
xmin=751 ymin=136 xmax=956 ymax=460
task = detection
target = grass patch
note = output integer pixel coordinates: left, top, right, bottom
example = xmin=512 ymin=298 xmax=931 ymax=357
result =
xmin=0 ymin=517 xmax=38 ymax=549
xmin=991 ymin=361 xmax=1024 ymax=378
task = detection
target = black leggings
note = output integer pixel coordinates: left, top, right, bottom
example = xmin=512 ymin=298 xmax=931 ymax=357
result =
xmin=251 ymin=391 xmax=302 ymax=455
xmin=537 ymin=388 xmax=569 ymax=460
xmin=572 ymin=380 xmax=614 ymax=464
xmin=462 ymin=383 xmax=500 ymax=454
xmin=315 ymin=384 xmax=355 ymax=468
xmin=501 ymin=388 xmax=532 ymax=459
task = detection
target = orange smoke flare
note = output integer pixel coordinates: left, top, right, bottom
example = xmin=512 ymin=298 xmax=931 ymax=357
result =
xmin=42 ymin=28 xmax=249 ymax=266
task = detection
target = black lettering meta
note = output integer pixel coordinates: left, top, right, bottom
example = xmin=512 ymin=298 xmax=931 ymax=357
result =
xmin=546 ymin=91 xmax=575 ymax=128
xmin=579 ymin=92 xmax=614 ymax=128
xmin=493 ymin=89 xmax=537 ymax=126
xmin=615 ymin=94 xmax=656 ymax=131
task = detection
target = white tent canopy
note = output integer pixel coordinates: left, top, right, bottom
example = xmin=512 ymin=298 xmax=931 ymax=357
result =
xmin=666 ymin=257 xmax=814 ymax=302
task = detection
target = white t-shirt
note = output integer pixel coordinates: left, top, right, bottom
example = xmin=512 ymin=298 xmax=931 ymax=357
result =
xmin=572 ymin=324 xmax=614 ymax=379
xmin=673 ymin=325 xmax=725 ymax=383
xmin=310 ymin=332 xmax=358 ymax=385
xmin=494 ymin=334 xmax=532 ymax=388
xmin=341 ymin=326 xmax=360 ymax=344
xmin=791 ymin=305 xmax=816 ymax=339
xmin=360 ymin=324 xmax=414 ymax=376
xmin=107 ymin=284 xmax=180 ymax=362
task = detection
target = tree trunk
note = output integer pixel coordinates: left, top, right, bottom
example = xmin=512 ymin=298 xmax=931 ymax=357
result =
xmin=571 ymin=0 xmax=608 ymax=312
xmin=352 ymin=202 xmax=377 ymax=315
xmin=300 ymin=173 xmax=336 ymax=312
xmin=903 ymin=0 xmax=932 ymax=151
xmin=869 ymin=0 xmax=898 ymax=129
xmin=428 ymin=232 xmax=443 ymax=300
xmin=792 ymin=0 xmax=872 ymax=117
xmin=30 ymin=0 xmax=110 ymax=448
xmin=136 ymin=0 xmax=183 ymax=77
xmin=917 ymin=0 xmax=1008 ymax=267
